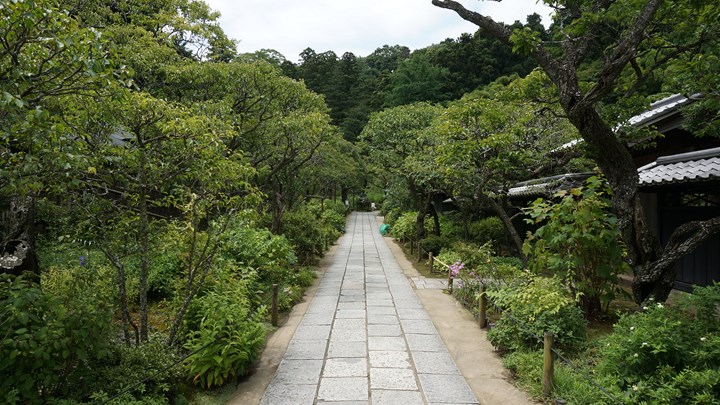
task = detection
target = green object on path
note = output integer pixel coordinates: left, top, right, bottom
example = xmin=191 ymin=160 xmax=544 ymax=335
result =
xmin=379 ymin=224 xmax=391 ymax=235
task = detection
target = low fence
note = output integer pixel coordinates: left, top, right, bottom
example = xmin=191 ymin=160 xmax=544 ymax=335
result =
xmin=406 ymin=239 xmax=622 ymax=404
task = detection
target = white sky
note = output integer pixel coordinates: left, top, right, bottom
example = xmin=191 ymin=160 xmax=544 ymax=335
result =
xmin=202 ymin=0 xmax=554 ymax=62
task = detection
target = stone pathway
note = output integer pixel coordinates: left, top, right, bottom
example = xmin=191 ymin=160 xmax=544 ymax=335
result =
xmin=260 ymin=212 xmax=479 ymax=405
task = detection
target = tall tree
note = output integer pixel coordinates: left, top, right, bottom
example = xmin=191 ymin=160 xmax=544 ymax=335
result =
xmin=162 ymin=61 xmax=338 ymax=233
xmin=360 ymin=102 xmax=444 ymax=239
xmin=0 ymin=0 xmax=118 ymax=276
xmin=383 ymin=51 xmax=451 ymax=107
xmin=432 ymin=0 xmax=720 ymax=303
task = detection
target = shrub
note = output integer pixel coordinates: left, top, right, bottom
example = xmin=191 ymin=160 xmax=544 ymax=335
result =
xmin=597 ymin=284 xmax=720 ymax=403
xmin=390 ymin=211 xmax=433 ymax=241
xmin=282 ymin=204 xmax=342 ymax=261
xmin=439 ymin=242 xmax=521 ymax=288
xmin=184 ymin=279 xmax=266 ymax=388
xmin=523 ymin=176 xmax=629 ymax=319
xmin=383 ymin=208 xmax=402 ymax=226
xmin=487 ymin=275 xmax=587 ymax=353
xmin=419 ymin=235 xmax=451 ymax=255
xmin=0 ymin=274 xmax=114 ymax=403
xmin=469 ymin=216 xmax=505 ymax=246
xmin=503 ymin=350 xmax=621 ymax=404
xmin=439 ymin=213 xmax=465 ymax=240
xmin=222 ymin=223 xmax=297 ymax=273
xmin=79 ymin=335 xmax=182 ymax=403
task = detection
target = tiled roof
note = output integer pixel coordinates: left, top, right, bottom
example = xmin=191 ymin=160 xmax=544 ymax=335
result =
xmin=625 ymin=94 xmax=695 ymax=128
xmin=508 ymin=173 xmax=593 ymax=199
xmin=638 ymin=147 xmax=720 ymax=187
xmin=551 ymin=94 xmax=698 ymax=152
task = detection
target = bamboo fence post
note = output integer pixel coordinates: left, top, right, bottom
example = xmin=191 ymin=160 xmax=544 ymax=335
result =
xmin=271 ymin=284 xmax=279 ymax=327
xmin=447 ymin=266 xmax=453 ymax=293
xmin=409 ymin=238 xmax=414 ymax=254
xmin=543 ymin=332 xmax=555 ymax=398
xmin=478 ymin=284 xmax=487 ymax=328
xmin=428 ymin=251 xmax=434 ymax=272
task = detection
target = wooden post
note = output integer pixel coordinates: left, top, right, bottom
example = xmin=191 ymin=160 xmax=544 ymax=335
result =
xmin=409 ymin=239 xmax=414 ymax=254
xmin=447 ymin=267 xmax=453 ymax=293
xmin=417 ymin=241 xmax=422 ymax=262
xmin=543 ymin=332 xmax=554 ymax=398
xmin=478 ymin=284 xmax=487 ymax=328
xmin=271 ymin=284 xmax=279 ymax=327
xmin=428 ymin=252 xmax=434 ymax=272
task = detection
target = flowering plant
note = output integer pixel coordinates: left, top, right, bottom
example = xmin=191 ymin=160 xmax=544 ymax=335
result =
xmin=449 ymin=261 xmax=464 ymax=278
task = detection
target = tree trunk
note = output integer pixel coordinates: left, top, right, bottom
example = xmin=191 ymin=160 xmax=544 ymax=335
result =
xmin=480 ymin=194 xmax=527 ymax=265
xmin=416 ymin=203 xmax=428 ymax=241
xmin=429 ymin=201 xmax=441 ymax=237
xmin=270 ymin=191 xmax=285 ymax=234
xmin=565 ymin=104 xmax=664 ymax=302
xmin=0 ymin=196 xmax=40 ymax=279
xmin=138 ymin=148 xmax=150 ymax=342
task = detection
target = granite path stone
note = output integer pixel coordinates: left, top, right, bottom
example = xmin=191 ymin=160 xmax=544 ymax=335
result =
xmin=260 ymin=212 xmax=479 ymax=405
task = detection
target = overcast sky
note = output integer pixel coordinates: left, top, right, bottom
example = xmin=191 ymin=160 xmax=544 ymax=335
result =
xmin=202 ymin=0 xmax=554 ymax=62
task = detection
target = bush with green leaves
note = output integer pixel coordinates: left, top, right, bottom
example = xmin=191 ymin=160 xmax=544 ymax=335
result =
xmin=1 ymin=273 xmax=114 ymax=403
xmin=487 ymin=275 xmax=587 ymax=353
xmin=222 ymin=222 xmax=297 ymax=283
xmin=440 ymin=243 xmax=522 ymax=311
xmin=469 ymin=216 xmax=505 ymax=246
xmin=523 ymin=176 xmax=629 ymax=319
xmin=282 ymin=203 xmax=342 ymax=261
xmin=503 ymin=349 xmax=622 ymax=404
xmin=439 ymin=213 xmax=465 ymax=240
xmin=183 ymin=277 xmax=266 ymax=389
xmin=389 ymin=211 xmax=433 ymax=241
xmin=597 ymin=283 xmax=720 ymax=403
xmin=419 ymin=234 xmax=451 ymax=255
xmin=439 ymin=242 xmax=521 ymax=286
xmin=77 ymin=334 xmax=182 ymax=403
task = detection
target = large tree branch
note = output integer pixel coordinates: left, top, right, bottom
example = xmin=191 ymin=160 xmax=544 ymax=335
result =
xmin=432 ymin=0 xmax=561 ymax=83
xmin=583 ymin=0 xmax=664 ymax=105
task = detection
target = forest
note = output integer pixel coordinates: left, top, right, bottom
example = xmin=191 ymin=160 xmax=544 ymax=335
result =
xmin=1 ymin=0 xmax=719 ymax=403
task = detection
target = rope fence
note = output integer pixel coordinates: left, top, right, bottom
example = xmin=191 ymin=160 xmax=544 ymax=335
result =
xmin=402 ymin=237 xmax=622 ymax=404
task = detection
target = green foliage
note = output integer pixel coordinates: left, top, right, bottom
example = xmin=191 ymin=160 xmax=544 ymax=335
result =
xmin=384 ymin=51 xmax=451 ymax=107
xmin=79 ymin=335 xmax=181 ymax=403
xmin=487 ymin=275 xmax=587 ymax=353
xmin=0 ymin=274 xmax=114 ymax=402
xmin=597 ymin=284 xmax=720 ymax=403
xmin=438 ymin=214 xmax=465 ymax=240
xmin=503 ymin=349 xmax=620 ymax=404
xmin=439 ymin=242 xmax=522 ymax=287
xmin=510 ymin=27 xmax=542 ymax=55
xmin=282 ymin=203 xmax=339 ymax=261
xmin=468 ymin=216 xmax=505 ymax=246
xmin=389 ymin=211 xmax=432 ymax=242
xmin=184 ymin=280 xmax=266 ymax=389
xmin=523 ymin=176 xmax=629 ymax=318
xmin=420 ymin=235 xmax=451 ymax=255
xmin=222 ymin=222 xmax=297 ymax=280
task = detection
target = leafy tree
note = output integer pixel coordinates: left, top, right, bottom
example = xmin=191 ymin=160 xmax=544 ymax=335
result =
xmin=161 ymin=61 xmax=338 ymax=233
xmin=66 ymin=90 xmax=254 ymax=344
xmin=383 ymin=51 xmax=451 ymax=107
xmin=365 ymin=44 xmax=411 ymax=74
xmin=0 ymin=0 xmax=119 ymax=276
xmin=360 ymin=102 xmax=444 ymax=239
xmin=433 ymin=0 xmax=720 ymax=303
xmin=425 ymin=73 xmax=584 ymax=259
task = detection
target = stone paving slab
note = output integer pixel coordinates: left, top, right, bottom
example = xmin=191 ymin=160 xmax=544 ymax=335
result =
xmin=418 ymin=374 xmax=479 ymax=404
xmin=260 ymin=212 xmax=479 ymax=405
